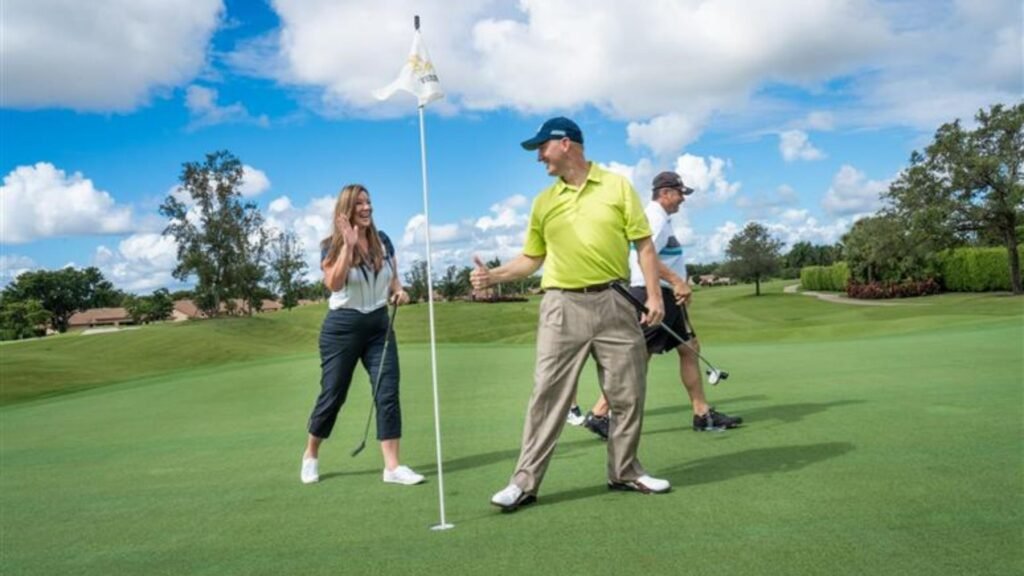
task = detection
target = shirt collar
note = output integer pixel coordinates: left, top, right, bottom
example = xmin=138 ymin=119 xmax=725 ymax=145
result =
xmin=554 ymin=162 xmax=602 ymax=194
xmin=648 ymin=199 xmax=670 ymax=219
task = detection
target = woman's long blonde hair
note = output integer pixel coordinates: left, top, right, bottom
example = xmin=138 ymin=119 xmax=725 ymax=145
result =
xmin=320 ymin=184 xmax=385 ymax=272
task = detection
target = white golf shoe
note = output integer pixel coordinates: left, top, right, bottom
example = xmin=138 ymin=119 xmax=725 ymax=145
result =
xmin=490 ymin=483 xmax=536 ymax=512
xmin=300 ymin=457 xmax=319 ymax=484
xmin=383 ymin=465 xmax=425 ymax=485
xmin=566 ymin=405 xmax=586 ymax=426
xmin=607 ymin=474 xmax=671 ymax=494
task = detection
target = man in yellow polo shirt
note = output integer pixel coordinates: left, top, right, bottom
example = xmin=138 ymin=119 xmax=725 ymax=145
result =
xmin=470 ymin=117 xmax=669 ymax=512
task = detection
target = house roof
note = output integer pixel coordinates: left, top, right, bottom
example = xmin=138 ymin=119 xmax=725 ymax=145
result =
xmin=68 ymin=307 xmax=131 ymax=326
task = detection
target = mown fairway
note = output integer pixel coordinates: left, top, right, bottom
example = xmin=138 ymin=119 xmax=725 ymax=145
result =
xmin=1 ymin=283 xmax=1021 ymax=575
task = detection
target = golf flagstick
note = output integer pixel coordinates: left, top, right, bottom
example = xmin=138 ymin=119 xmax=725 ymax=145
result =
xmin=373 ymin=15 xmax=452 ymax=531
xmin=350 ymin=303 xmax=398 ymax=457
xmin=609 ymin=283 xmax=729 ymax=384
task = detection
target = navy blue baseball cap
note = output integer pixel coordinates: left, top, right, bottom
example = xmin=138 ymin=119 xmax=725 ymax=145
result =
xmin=520 ymin=117 xmax=584 ymax=150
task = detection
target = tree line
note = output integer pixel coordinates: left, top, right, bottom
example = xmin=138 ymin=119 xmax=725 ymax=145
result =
xmin=402 ymin=258 xmax=541 ymax=302
xmin=709 ymin=102 xmax=1022 ymax=296
xmin=0 ymin=150 xmax=324 ymax=340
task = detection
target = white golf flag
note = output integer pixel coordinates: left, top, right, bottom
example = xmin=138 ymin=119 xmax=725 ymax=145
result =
xmin=373 ymin=30 xmax=444 ymax=106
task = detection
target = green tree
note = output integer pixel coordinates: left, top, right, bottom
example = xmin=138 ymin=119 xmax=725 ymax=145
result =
xmin=124 ymin=288 xmax=175 ymax=324
xmin=723 ymin=222 xmax=783 ymax=296
xmin=841 ymin=214 xmax=932 ymax=283
xmin=159 ymin=150 xmax=269 ymax=316
xmin=268 ymin=230 xmax=308 ymax=310
xmin=1 ymin=267 xmax=120 ymax=332
xmin=0 ymin=298 xmax=50 ymax=340
xmin=686 ymin=262 xmax=721 ymax=279
xmin=886 ymin=102 xmax=1024 ymax=294
xmin=404 ymin=260 xmax=429 ymax=302
xmin=436 ymin=265 xmax=469 ymax=300
xmin=168 ymin=289 xmax=194 ymax=301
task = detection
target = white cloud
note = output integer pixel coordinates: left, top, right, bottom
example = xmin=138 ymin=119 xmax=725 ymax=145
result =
xmin=475 ymin=195 xmax=529 ymax=231
xmin=674 ymin=154 xmax=741 ymax=205
xmin=847 ymin=0 xmax=1022 ymax=131
xmin=185 ymin=85 xmax=269 ymax=130
xmin=700 ymin=221 xmax=743 ymax=263
xmin=822 ymin=165 xmax=890 ymax=217
xmin=779 ymin=130 xmax=825 ymax=162
xmin=1 ymin=163 xmax=134 ymax=243
xmin=735 ymin=184 xmax=802 ymax=220
xmin=396 ymin=193 xmax=535 ymax=274
xmin=626 ymin=113 xmax=707 ymax=158
xmin=240 ymin=165 xmax=271 ymax=197
xmin=801 ymin=111 xmax=836 ymax=131
xmin=764 ymin=216 xmax=854 ymax=249
xmin=262 ymin=194 xmax=336 ymax=282
xmin=4 ymin=0 xmax=223 ymax=111
xmin=231 ymin=0 xmax=1017 ymax=154
xmin=0 ymin=254 xmax=38 ymax=285
xmin=94 ymin=233 xmax=181 ymax=293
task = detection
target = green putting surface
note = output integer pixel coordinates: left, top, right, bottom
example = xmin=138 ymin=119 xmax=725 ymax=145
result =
xmin=2 ymin=284 xmax=1021 ymax=575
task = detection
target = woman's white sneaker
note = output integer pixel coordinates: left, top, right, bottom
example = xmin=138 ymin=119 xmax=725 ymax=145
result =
xmin=301 ymin=457 xmax=319 ymax=484
xmin=383 ymin=465 xmax=425 ymax=485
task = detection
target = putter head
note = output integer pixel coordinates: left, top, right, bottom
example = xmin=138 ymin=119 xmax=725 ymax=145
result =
xmin=350 ymin=442 xmax=366 ymax=457
xmin=707 ymin=369 xmax=720 ymax=385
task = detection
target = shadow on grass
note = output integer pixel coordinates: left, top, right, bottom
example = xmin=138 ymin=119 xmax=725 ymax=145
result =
xmin=660 ymin=442 xmax=855 ymax=487
xmin=319 ymin=468 xmax=380 ymax=482
xmin=422 ymin=435 xmax=605 ymax=476
xmin=644 ymin=394 xmax=769 ymax=419
xmin=643 ymin=399 xmax=862 ymax=435
xmin=732 ymin=399 xmax=863 ymax=424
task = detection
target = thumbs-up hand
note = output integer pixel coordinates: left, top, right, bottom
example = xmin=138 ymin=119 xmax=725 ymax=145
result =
xmin=470 ymin=255 xmax=492 ymax=290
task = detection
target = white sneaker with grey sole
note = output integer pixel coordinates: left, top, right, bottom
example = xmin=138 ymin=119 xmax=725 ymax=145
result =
xmin=607 ymin=474 xmax=671 ymax=494
xmin=383 ymin=465 xmax=425 ymax=485
xmin=490 ymin=483 xmax=537 ymax=512
xmin=301 ymin=457 xmax=319 ymax=484
xmin=566 ymin=405 xmax=586 ymax=426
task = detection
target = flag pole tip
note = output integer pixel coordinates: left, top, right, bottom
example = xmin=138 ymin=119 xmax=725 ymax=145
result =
xmin=414 ymin=15 xmax=420 ymax=30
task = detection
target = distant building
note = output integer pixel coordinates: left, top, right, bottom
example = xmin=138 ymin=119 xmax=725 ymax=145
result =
xmin=68 ymin=307 xmax=133 ymax=328
xmin=172 ymin=298 xmax=288 ymax=320
xmin=172 ymin=300 xmax=206 ymax=322
xmin=698 ymin=275 xmax=735 ymax=287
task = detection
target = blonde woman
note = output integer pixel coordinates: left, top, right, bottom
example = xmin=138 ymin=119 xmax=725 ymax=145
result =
xmin=300 ymin=184 xmax=422 ymax=486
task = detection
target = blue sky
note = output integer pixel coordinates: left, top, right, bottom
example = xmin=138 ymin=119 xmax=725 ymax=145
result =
xmin=2 ymin=0 xmax=1020 ymax=293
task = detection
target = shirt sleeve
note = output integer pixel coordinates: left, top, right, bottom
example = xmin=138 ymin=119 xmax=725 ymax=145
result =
xmin=623 ymin=184 xmax=653 ymax=241
xmin=645 ymin=204 xmax=669 ymax=253
xmin=522 ymin=196 xmax=546 ymax=257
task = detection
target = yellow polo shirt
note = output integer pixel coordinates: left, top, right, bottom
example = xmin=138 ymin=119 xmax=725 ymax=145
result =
xmin=523 ymin=163 xmax=652 ymax=289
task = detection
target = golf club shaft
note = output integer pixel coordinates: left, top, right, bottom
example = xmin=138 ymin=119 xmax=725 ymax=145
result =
xmin=609 ymin=282 xmax=723 ymax=374
xmin=352 ymin=303 xmax=398 ymax=456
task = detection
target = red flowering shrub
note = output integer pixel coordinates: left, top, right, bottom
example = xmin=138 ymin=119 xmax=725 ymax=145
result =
xmin=846 ymin=278 xmax=942 ymax=299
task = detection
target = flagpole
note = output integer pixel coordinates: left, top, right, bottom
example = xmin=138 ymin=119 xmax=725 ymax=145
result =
xmin=413 ymin=16 xmax=454 ymax=533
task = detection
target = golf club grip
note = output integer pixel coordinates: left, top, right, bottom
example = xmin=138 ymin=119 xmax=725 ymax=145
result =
xmin=610 ymin=282 xmax=648 ymax=314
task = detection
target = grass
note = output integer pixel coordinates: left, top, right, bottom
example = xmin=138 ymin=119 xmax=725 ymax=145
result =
xmin=2 ymin=281 xmax=1021 ymax=404
xmin=1 ymin=282 xmax=1022 ymax=575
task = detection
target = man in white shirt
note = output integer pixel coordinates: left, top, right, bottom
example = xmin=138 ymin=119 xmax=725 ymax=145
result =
xmin=582 ymin=171 xmax=742 ymax=437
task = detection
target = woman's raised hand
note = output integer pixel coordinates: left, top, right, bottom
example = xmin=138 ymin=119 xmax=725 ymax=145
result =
xmin=337 ymin=214 xmax=359 ymax=247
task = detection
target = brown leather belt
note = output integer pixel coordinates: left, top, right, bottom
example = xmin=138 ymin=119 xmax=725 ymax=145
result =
xmin=550 ymin=282 xmax=615 ymax=294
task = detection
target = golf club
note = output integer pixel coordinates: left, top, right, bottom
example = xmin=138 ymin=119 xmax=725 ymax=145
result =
xmin=610 ymin=282 xmax=730 ymax=385
xmin=351 ymin=302 xmax=399 ymax=457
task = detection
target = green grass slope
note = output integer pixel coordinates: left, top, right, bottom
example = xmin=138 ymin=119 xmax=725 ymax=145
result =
xmin=2 ymin=281 xmax=1021 ymax=404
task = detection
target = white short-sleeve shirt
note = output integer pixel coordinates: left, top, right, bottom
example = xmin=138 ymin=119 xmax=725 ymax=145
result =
xmin=629 ymin=201 xmax=686 ymax=287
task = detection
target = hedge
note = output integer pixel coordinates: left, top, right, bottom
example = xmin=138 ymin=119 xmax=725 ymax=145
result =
xmin=938 ymin=246 xmax=1020 ymax=292
xmin=800 ymin=262 xmax=850 ymax=292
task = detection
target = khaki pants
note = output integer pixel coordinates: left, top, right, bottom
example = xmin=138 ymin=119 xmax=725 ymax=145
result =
xmin=511 ymin=289 xmax=649 ymax=494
